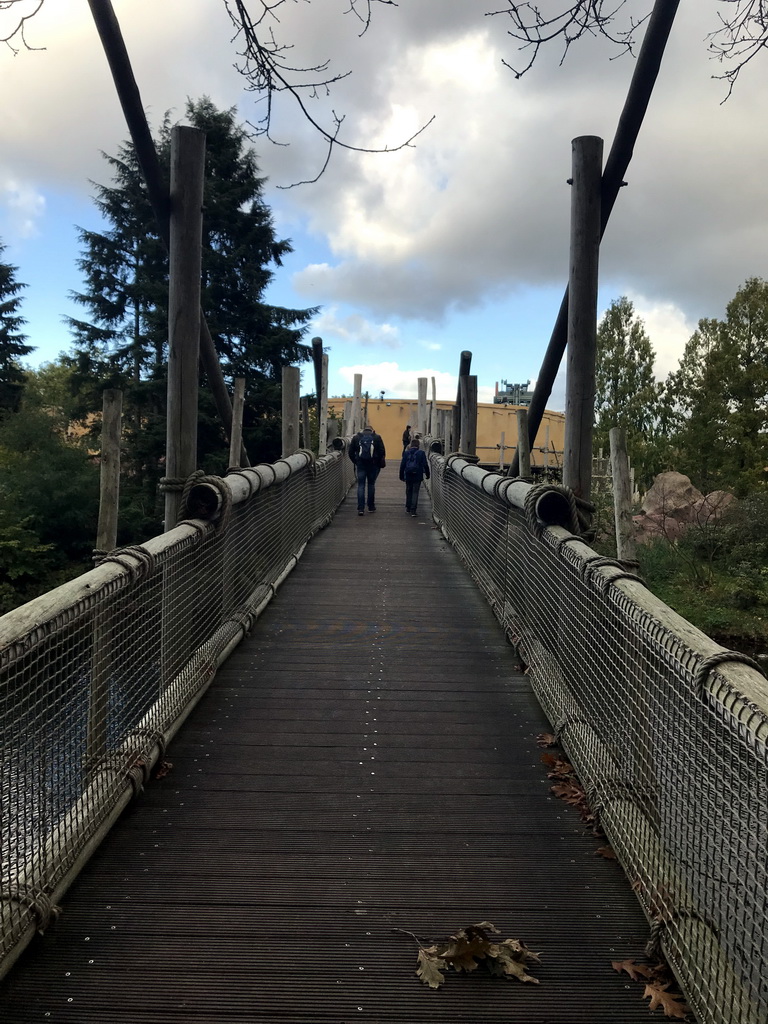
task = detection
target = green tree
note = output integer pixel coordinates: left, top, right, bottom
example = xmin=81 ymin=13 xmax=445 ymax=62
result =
xmin=0 ymin=241 xmax=33 ymax=414
xmin=68 ymin=97 xmax=316 ymax=489
xmin=668 ymin=278 xmax=768 ymax=495
xmin=594 ymin=296 xmax=661 ymax=485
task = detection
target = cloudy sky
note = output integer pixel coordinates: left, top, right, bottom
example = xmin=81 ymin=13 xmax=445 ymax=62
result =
xmin=1 ymin=0 xmax=766 ymax=407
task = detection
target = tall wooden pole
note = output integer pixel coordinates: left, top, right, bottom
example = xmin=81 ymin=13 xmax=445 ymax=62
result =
xmin=282 ymin=366 xmax=300 ymax=456
xmin=451 ymin=351 xmax=472 ymax=452
xmin=460 ymin=375 xmax=478 ymax=457
xmin=563 ymin=136 xmax=602 ymax=501
xmin=516 ymin=408 xmax=531 ymax=479
xmin=301 ymin=396 xmax=311 ymax=450
xmin=165 ymin=126 xmax=205 ymax=529
xmin=508 ymin=0 xmax=681 ymax=477
xmin=610 ymin=426 xmax=638 ymax=564
xmin=318 ymin=353 xmax=329 ymax=455
xmin=351 ymin=374 xmax=363 ymax=435
xmin=417 ymin=378 xmax=428 ymax=436
xmin=86 ymin=0 xmax=249 ymax=466
xmin=96 ymin=388 xmax=122 ymax=553
xmin=228 ymin=378 xmax=246 ymax=469
xmin=430 ymin=377 xmax=437 ymax=436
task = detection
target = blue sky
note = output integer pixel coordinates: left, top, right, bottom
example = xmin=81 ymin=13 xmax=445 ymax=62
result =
xmin=2 ymin=1 xmax=767 ymax=410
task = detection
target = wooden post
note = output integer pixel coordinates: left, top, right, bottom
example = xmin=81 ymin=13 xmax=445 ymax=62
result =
xmin=430 ymin=377 xmax=437 ymax=436
xmin=460 ymin=375 xmax=478 ymax=457
xmin=544 ymin=423 xmax=551 ymax=471
xmin=89 ymin=387 xmax=123 ymax=765
xmin=516 ymin=408 xmax=531 ymax=479
xmin=499 ymin=430 xmax=506 ymax=471
xmin=281 ymin=365 xmax=300 ymax=456
xmin=451 ymin=351 xmax=471 ymax=453
xmin=301 ymin=395 xmax=311 ymax=450
xmin=563 ymin=135 xmax=603 ymax=501
xmin=610 ymin=426 xmax=638 ymax=564
xmin=86 ymin=0 xmax=250 ymax=465
xmin=506 ymin=1 xmax=681 ymax=478
xmin=96 ymin=388 xmax=122 ymax=553
xmin=311 ymin=337 xmax=323 ymax=449
xmin=363 ymin=390 xmax=369 ymax=428
xmin=228 ymin=378 xmax=245 ymax=469
xmin=318 ymin=353 xmax=329 ymax=455
xmin=417 ymin=378 xmax=428 ymax=436
xmin=351 ymin=374 xmax=362 ymax=435
xmin=165 ymin=125 xmax=205 ymax=530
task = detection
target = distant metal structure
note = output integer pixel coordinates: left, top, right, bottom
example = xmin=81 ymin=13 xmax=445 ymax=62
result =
xmin=493 ymin=379 xmax=534 ymax=406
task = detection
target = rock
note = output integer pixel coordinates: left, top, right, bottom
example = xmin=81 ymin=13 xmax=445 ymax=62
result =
xmin=692 ymin=490 xmax=736 ymax=526
xmin=642 ymin=472 xmax=704 ymax=521
xmin=633 ymin=474 xmax=736 ymax=545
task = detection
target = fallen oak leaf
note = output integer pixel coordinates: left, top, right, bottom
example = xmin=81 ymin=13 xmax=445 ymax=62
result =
xmin=536 ymin=732 xmax=557 ymax=747
xmin=416 ymin=947 xmax=446 ymax=989
xmin=595 ymin=845 xmax=617 ymax=860
xmin=612 ymin=958 xmax=655 ymax=981
xmin=154 ymin=760 xmax=173 ymax=779
xmin=644 ymin=981 xmax=691 ymax=1018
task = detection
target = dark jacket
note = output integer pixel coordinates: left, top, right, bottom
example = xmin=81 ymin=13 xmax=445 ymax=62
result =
xmin=402 ymin=427 xmax=412 ymax=449
xmin=399 ymin=447 xmax=430 ymax=482
xmin=349 ymin=430 xmax=386 ymax=468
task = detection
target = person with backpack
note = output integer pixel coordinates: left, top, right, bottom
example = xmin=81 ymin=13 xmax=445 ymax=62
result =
xmin=399 ymin=437 xmax=430 ymax=517
xmin=348 ymin=425 xmax=386 ymax=516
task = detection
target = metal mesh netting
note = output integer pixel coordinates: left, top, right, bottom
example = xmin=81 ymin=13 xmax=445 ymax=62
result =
xmin=429 ymin=454 xmax=768 ymax=1024
xmin=0 ymin=450 xmax=353 ymax=975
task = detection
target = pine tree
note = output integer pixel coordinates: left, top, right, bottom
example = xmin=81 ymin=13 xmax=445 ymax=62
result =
xmin=68 ymin=97 xmax=316 ymax=492
xmin=0 ymin=242 xmax=32 ymax=413
xmin=594 ymin=296 xmax=661 ymax=485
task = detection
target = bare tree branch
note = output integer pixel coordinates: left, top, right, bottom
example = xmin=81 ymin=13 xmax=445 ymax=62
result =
xmin=222 ymin=0 xmax=432 ymax=183
xmin=706 ymin=0 xmax=768 ymax=98
xmin=0 ymin=0 xmax=46 ymax=54
xmin=485 ymin=0 xmax=651 ymax=77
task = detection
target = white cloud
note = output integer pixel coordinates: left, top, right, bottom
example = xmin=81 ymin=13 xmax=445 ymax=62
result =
xmin=311 ymin=307 xmax=401 ymax=349
xmin=626 ymin=294 xmax=695 ymax=380
xmin=0 ymin=179 xmax=45 ymax=239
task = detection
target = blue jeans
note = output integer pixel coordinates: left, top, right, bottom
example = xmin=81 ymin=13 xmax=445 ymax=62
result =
xmin=405 ymin=477 xmax=422 ymax=512
xmin=357 ymin=463 xmax=380 ymax=510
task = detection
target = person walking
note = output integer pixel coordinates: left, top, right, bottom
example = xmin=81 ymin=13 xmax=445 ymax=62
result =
xmin=399 ymin=437 xmax=430 ymax=517
xmin=402 ymin=423 xmax=412 ymax=452
xmin=349 ymin=425 xmax=386 ymax=516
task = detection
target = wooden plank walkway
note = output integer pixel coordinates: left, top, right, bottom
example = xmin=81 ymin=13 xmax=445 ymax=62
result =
xmin=0 ymin=471 xmax=657 ymax=1022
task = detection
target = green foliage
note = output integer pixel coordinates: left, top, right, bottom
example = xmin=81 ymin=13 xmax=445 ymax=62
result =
xmin=667 ymin=278 xmax=768 ymax=496
xmin=0 ymin=240 xmax=33 ymax=414
xmin=0 ymin=402 xmax=99 ymax=580
xmin=593 ymin=297 xmax=664 ymax=487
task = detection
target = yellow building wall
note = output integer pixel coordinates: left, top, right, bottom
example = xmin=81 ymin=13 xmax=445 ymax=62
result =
xmin=327 ymin=398 xmax=565 ymax=469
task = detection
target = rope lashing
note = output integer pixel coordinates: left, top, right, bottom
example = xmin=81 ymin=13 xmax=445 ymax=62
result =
xmin=693 ymin=650 xmax=766 ymax=697
xmin=7 ymin=886 xmax=61 ymax=934
xmin=158 ymin=476 xmax=186 ymax=493
xmin=92 ymin=545 xmax=156 ymax=583
xmin=523 ymin=482 xmax=581 ymax=537
xmin=579 ymin=555 xmax=645 ymax=589
xmin=177 ymin=471 xmax=233 ymax=531
xmin=645 ymin=909 xmax=711 ymax=961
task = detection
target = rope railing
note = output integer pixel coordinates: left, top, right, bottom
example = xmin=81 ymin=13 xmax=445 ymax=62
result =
xmin=0 ymin=449 xmax=354 ymax=978
xmin=429 ymin=452 xmax=768 ymax=1024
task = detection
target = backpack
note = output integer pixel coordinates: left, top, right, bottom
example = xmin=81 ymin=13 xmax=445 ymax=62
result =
xmin=358 ymin=433 xmax=375 ymax=461
xmin=404 ymin=448 xmax=421 ymax=479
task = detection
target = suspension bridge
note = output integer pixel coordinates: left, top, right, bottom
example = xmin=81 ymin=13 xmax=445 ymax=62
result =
xmin=0 ymin=448 xmax=766 ymax=1023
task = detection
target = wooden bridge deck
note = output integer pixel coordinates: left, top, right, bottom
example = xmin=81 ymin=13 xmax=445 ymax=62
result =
xmin=0 ymin=472 xmax=655 ymax=1022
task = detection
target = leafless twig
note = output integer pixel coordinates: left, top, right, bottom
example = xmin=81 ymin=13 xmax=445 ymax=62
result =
xmin=222 ymin=0 xmax=432 ymax=183
xmin=0 ymin=0 xmax=46 ymax=54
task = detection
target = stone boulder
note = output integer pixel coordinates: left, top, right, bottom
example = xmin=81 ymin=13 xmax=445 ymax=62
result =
xmin=632 ymin=473 xmax=735 ymax=546
xmin=642 ymin=472 xmax=704 ymax=519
